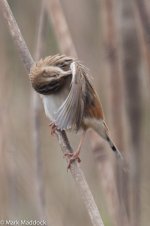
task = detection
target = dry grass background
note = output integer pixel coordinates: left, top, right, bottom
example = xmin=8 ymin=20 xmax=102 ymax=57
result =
xmin=0 ymin=0 xmax=150 ymax=226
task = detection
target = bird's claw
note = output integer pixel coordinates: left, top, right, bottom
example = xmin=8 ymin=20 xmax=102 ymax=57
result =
xmin=49 ymin=122 xmax=57 ymax=135
xmin=64 ymin=151 xmax=81 ymax=169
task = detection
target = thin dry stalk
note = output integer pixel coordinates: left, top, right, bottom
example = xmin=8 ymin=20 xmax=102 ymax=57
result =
xmin=118 ymin=1 xmax=142 ymax=225
xmin=32 ymin=1 xmax=47 ymax=222
xmin=45 ymin=0 xmax=77 ymax=57
xmin=0 ymin=2 xmax=33 ymax=71
xmin=133 ymin=0 xmax=150 ymax=99
xmin=0 ymin=0 xmax=104 ymax=225
xmin=99 ymin=0 xmax=130 ymax=225
xmin=134 ymin=0 xmax=150 ymax=70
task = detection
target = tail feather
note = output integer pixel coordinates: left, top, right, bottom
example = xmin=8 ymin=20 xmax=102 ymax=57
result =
xmin=106 ymin=135 xmax=123 ymax=160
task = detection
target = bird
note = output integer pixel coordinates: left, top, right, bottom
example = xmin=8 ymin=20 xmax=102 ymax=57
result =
xmin=29 ymin=54 xmax=123 ymax=168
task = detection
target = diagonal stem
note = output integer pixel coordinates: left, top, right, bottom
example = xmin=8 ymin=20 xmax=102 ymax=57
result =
xmin=0 ymin=0 xmax=33 ymax=72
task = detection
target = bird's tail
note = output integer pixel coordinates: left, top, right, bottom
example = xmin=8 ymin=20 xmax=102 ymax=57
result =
xmin=106 ymin=135 xmax=123 ymax=160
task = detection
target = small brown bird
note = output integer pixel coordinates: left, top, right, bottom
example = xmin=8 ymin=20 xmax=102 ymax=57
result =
xmin=29 ymin=54 xmax=122 ymax=168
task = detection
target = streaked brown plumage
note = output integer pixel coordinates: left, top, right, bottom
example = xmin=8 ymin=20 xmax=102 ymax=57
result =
xmin=29 ymin=54 xmax=122 ymax=165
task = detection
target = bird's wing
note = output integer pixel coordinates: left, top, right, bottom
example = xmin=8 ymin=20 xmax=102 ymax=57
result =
xmin=82 ymin=75 xmax=104 ymax=120
xmin=54 ymin=62 xmax=85 ymax=131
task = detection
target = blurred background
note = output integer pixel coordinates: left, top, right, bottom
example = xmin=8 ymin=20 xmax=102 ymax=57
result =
xmin=0 ymin=0 xmax=150 ymax=226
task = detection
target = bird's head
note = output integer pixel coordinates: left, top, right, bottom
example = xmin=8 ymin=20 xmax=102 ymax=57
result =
xmin=29 ymin=55 xmax=73 ymax=94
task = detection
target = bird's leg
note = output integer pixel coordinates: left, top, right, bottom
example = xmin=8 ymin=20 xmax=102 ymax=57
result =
xmin=49 ymin=122 xmax=57 ymax=135
xmin=64 ymin=132 xmax=86 ymax=169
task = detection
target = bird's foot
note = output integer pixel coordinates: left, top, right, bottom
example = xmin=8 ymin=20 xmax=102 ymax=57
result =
xmin=64 ymin=150 xmax=81 ymax=169
xmin=49 ymin=122 xmax=57 ymax=135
